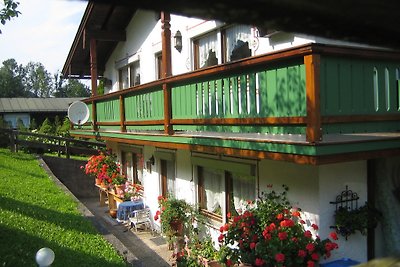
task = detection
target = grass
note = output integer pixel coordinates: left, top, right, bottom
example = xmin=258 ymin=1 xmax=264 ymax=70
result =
xmin=0 ymin=148 xmax=126 ymax=267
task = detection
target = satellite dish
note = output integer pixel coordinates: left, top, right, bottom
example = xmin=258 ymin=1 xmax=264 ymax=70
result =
xmin=68 ymin=101 xmax=90 ymax=125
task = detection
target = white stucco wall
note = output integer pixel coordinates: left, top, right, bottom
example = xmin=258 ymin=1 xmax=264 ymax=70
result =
xmin=108 ymin=139 xmax=370 ymax=263
xmin=319 ymin=161 xmax=368 ymax=263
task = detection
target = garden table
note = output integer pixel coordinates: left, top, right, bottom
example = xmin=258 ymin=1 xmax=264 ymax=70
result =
xmin=116 ymin=200 xmax=144 ymax=222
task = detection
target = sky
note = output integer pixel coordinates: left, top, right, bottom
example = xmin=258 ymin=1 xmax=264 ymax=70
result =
xmin=0 ymin=0 xmax=87 ymax=75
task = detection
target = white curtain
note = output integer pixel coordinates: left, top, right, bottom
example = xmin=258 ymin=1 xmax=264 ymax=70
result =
xmin=232 ymin=174 xmax=255 ymax=213
xmin=203 ymin=168 xmax=224 ymax=215
xmin=225 ymin=25 xmax=252 ymax=62
xmin=198 ymin=33 xmax=219 ymax=68
xmin=166 ymin=160 xmax=176 ymax=196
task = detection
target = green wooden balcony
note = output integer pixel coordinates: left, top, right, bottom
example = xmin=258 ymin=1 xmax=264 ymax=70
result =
xmin=71 ymin=43 xmax=400 ymax=164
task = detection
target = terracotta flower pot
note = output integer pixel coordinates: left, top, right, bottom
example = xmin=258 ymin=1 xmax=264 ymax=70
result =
xmin=109 ymin=209 xmax=117 ymax=218
xmin=170 ymin=219 xmax=184 ymax=235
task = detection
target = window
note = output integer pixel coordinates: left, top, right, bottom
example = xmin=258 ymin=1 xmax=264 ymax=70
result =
xmin=161 ymin=159 xmax=176 ymax=197
xmin=193 ymin=25 xmax=252 ymax=70
xmin=155 ymin=52 xmax=163 ymax=79
xmin=224 ymin=25 xmax=252 ymax=62
xmin=118 ymin=61 xmax=140 ymax=90
xmin=130 ymin=61 xmax=140 ymax=87
xmin=197 ymin=161 xmax=256 ymax=222
xmin=198 ymin=166 xmax=224 ymax=221
xmin=121 ymin=150 xmax=144 ymax=184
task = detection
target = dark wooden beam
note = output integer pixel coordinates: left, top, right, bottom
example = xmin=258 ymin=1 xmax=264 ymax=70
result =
xmin=85 ymin=29 xmax=126 ymax=42
xmin=90 ymin=38 xmax=98 ymax=96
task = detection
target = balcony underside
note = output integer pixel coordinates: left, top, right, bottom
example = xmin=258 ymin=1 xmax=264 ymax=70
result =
xmin=71 ymin=128 xmax=400 ymax=165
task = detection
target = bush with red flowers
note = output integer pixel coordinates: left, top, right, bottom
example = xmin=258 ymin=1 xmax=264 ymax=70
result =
xmin=217 ymin=185 xmax=339 ymax=267
xmin=83 ymin=148 xmax=121 ymax=185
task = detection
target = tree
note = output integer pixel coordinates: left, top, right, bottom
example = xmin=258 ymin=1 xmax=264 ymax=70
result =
xmin=0 ymin=59 xmax=27 ymax=97
xmin=53 ymin=72 xmax=90 ymax=97
xmin=0 ymin=0 xmax=20 ymax=34
xmin=24 ymin=62 xmax=53 ymax=97
xmin=38 ymin=118 xmax=54 ymax=135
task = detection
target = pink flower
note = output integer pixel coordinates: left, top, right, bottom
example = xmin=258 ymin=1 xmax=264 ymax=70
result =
xmin=250 ymin=242 xmax=256 ymax=249
xmin=278 ymin=231 xmax=288 ymax=240
xmin=311 ymin=223 xmax=319 ymax=230
xmin=329 ymin=231 xmax=338 ymax=240
xmin=311 ymin=253 xmax=319 ymax=261
xmin=298 ymin=250 xmax=307 ymax=258
xmin=255 ymin=258 xmax=264 ymax=266
xmin=306 ymin=243 xmax=315 ymax=253
xmin=275 ymin=253 xmax=285 ymax=263
xmin=304 ymin=230 xmax=312 ymax=238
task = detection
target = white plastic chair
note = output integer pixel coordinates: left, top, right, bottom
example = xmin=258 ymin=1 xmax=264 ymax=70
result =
xmin=128 ymin=208 xmax=152 ymax=232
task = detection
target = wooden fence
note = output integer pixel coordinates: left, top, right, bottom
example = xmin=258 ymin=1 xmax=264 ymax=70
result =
xmin=0 ymin=128 xmax=106 ymax=158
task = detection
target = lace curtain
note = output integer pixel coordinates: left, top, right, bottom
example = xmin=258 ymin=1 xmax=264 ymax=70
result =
xmin=202 ymin=168 xmax=224 ymax=215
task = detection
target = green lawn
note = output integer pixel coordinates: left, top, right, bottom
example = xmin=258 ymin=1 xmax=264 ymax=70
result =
xmin=0 ymin=148 xmax=126 ymax=266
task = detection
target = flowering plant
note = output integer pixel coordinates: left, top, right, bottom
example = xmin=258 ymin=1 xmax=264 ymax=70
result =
xmin=83 ymin=149 xmax=121 ymax=184
xmin=154 ymin=196 xmax=193 ymax=242
xmin=217 ymin=185 xmax=339 ymax=267
xmin=123 ymin=182 xmax=144 ymax=201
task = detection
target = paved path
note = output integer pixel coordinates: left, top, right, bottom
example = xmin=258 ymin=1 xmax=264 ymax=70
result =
xmin=39 ymin=156 xmax=173 ymax=267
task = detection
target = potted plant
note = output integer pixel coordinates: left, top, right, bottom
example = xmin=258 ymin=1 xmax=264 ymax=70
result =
xmin=154 ymin=196 xmax=192 ymax=247
xmin=334 ymin=203 xmax=381 ymax=237
xmin=111 ymin=174 xmax=127 ymax=196
xmin=82 ymin=148 xmax=121 ymax=188
xmin=217 ymin=185 xmax=339 ymax=267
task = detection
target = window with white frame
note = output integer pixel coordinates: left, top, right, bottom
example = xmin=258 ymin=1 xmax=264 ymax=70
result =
xmin=193 ymin=24 xmax=252 ymax=70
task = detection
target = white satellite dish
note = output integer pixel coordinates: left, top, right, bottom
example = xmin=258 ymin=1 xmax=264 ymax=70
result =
xmin=68 ymin=101 xmax=90 ymax=125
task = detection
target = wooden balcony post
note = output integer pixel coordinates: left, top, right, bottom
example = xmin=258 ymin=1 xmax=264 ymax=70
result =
xmin=119 ymin=95 xmax=126 ymax=132
xmin=90 ymin=38 xmax=98 ymax=96
xmin=91 ymin=100 xmax=98 ymax=131
xmin=161 ymin=11 xmax=173 ymax=135
xmin=305 ymin=54 xmax=322 ymax=143
xmin=163 ymin=83 xmax=173 ymax=134
xmin=161 ymin=12 xmax=172 ymax=78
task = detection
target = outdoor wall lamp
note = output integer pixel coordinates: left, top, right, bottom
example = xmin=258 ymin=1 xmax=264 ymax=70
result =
xmin=174 ymin=30 xmax=182 ymax=53
xmin=149 ymin=155 xmax=155 ymax=165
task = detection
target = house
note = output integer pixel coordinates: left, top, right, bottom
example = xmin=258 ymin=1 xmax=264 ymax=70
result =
xmin=62 ymin=2 xmax=400 ymax=263
xmin=0 ymin=97 xmax=83 ymax=128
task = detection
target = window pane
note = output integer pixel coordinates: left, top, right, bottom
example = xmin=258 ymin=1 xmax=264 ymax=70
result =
xmin=225 ymin=25 xmax=251 ymax=62
xmin=201 ymin=168 xmax=224 ymax=215
xmin=198 ymin=33 xmax=219 ymax=68
xmin=130 ymin=61 xmax=140 ymax=87
xmin=231 ymin=173 xmax=255 ymax=214
xmin=119 ymin=67 xmax=129 ymax=89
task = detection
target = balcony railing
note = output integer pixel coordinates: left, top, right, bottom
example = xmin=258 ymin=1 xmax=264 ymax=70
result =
xmin=77 ymin=43 xmax=400 ymax=145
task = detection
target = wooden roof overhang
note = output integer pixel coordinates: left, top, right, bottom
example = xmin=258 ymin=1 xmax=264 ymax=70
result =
xmin=62 ymin=2 xmax=137 ymax=79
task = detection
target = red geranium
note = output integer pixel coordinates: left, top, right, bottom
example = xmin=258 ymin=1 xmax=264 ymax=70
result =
xmin=217 ymin=185 xmax=339 ymax=267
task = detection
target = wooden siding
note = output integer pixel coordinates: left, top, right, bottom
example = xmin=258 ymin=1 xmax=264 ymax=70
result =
xmin=124 ymin=89 xmax=164 ymax=121
xmin=320 ymin=57 xmax=400 ymax=134
xmin=96 ymin=98 xmax=120 ymax=122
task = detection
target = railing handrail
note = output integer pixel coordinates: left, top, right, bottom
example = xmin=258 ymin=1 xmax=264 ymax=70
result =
xmin=0 ymin=128 xmax=105 ymax=147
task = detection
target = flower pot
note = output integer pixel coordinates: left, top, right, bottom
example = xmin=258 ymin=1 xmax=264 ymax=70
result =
xmin=100 ymin=181 xmax=107 ymax=189
xmin=170 ymin=219 xmax=184 ymax=235
xmin=95 ymin=178 xmax=101 ymax=185
xmin=109 ymin=209 xmax=117 ymax=218
xmin=115 ymin=184 xmax=126 ymax=196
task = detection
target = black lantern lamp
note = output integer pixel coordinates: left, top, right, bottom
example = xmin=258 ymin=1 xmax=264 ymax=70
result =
xmin=174 ymin=30 xmax=182 ymax=53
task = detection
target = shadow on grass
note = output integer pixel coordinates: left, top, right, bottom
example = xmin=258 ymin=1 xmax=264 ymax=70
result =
xmin=0 ymin=195 xmax=99 ymax=234
xmin=0 ymin=224 xmax=126 ymax=267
